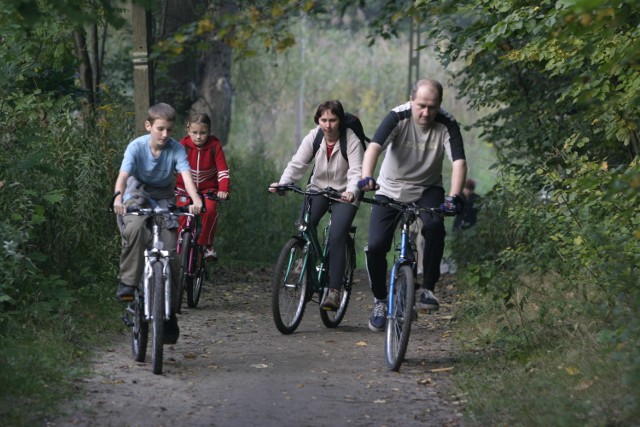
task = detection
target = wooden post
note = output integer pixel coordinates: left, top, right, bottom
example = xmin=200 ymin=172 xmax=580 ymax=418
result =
xmin=407 ymin=19 xmax=420 ymax=98
xmin=131 ymin=3 xmax=153 ymax=136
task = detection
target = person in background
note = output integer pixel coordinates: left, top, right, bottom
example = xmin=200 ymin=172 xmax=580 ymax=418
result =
xmin=358 ymin=79 xmax=467 ymax=332
xmin=175 ymin=112 xmax=230 ymax=260
xmin=453 ymin=178 xmax=480 ymax=231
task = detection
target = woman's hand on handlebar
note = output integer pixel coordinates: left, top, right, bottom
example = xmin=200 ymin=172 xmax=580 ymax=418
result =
xmin=341 ymin=191 xmax=355 ymax=203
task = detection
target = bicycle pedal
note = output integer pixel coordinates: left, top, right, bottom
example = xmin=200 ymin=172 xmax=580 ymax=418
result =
xmin=121 ymin=315 xmax=134 ymax=327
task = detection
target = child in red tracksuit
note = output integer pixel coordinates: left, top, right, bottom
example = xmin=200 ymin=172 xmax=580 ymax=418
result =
xmin=175 ymin=112 xmax=230 ymax=260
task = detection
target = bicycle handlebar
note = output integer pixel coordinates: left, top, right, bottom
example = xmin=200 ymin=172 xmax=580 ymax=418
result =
xmin=269 ymin=183 xmax=344 ymax=201
xmin=358 ymin=195 xmax=443 ymax=216
xmin=109 ymin=191 xmax=202 ymax=216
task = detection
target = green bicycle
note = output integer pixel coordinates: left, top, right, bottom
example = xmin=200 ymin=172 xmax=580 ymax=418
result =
xmin=270 ymin=184 xmax=356 ymax=335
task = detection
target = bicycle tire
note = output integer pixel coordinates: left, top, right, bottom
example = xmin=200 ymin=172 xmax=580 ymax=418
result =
xmin=130 ymin=291 xmax=148 ymax=362
xmin=151 ymin=261 xmax=165 ymax=374
xmin=187 ymin=246 xmax=204 ymax=308
xmin=177 ymin=232 xmax=192 ymax=312
xmin=385 ymin=264 xmax=415 ymax=371
xmin=320 ymin=236 xmax=355 ymax=328
xmin=272 ymin=238 xmax=309 ymax=334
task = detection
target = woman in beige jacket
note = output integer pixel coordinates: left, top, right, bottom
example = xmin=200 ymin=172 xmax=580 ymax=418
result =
xmin=269 ymin=100 xmax=364 ymax=310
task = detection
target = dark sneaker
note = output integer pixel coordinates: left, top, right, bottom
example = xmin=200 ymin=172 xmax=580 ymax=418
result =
xmin=368 ymin=300 xmax=387 ymax=332
xmin=322 ymin=288 xmax=340 ymax=311
xmin=417 ymin=289 xmax=439 ymax=312
xmin=164 ymin=315 xmax=180 ymax=344
xmin=116 ymin=282 xmax=136 ymax=302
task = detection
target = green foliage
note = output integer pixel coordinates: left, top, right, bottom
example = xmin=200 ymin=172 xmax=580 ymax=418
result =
xmin=214 ymin=148 xmax=300 ymax=264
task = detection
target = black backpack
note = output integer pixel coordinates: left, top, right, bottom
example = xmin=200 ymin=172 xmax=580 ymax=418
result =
xmin=309 ymin=112 xmax=369 ymax=163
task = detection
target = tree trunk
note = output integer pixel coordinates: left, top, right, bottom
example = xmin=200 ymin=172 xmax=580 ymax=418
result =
xmin=157 ymin=0 xmax=235 ymax=145
xmin=72 ymin=29 xmax=94 ymax=109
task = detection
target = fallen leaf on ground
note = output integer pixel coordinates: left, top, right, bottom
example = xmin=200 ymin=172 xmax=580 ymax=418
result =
xmin=355 ymin=341 xmax=368 ymax=346
xmin=430 ymin=367 xmax=454 ymax=373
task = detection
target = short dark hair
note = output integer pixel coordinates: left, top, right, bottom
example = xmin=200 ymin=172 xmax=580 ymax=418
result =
xmin=410 ymin=79 xmax=443 ymax=104
xmin=313 ymin=100 xmax=345 ymax=125
xmin=465 ymin=179 xmax=476 ymax=190
xmin=147 ymin=103 xmax=176 ymax=124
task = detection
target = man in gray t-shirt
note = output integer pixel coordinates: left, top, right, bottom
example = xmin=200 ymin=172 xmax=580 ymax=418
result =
xmin=359 ymin=79 xmax=467 ymax=332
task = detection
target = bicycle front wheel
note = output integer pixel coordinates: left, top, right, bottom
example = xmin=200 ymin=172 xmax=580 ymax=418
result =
xmin=385 ymin=264 xmax=415 ymax=371
xmin=272 ymin=238 xmax=309 ymax=334
xmin=130 ymin=291 xmax=148 ymax=362
xmin=151 ymin=262 xmax=165 ymax=374
xmin=320 ymin=235 xmax=355 ymax=328
xmin=187 ymin=246 xmax=204 ymax=308
xmin=177 ymin=232 xmax=192 ymax=312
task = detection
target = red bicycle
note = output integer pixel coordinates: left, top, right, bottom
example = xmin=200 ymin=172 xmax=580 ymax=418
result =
xmin=176 ymin=190 xmax=224 ymax=309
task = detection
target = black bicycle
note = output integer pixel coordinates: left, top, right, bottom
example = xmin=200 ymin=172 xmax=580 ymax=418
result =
xmin=270 ymin=184 xmax=356 ymax=334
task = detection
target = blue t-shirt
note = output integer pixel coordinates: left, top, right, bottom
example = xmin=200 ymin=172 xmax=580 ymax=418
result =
xmin=120 ymin=134 xmax=190 ymax=200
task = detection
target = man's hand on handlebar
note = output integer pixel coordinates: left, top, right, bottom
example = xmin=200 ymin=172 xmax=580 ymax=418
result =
xmin=358 ymin=176 xmax=378 ymax=192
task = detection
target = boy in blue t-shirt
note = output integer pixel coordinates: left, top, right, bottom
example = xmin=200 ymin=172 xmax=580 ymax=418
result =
xmin=112 ymin=103 xmax=203 ymax=343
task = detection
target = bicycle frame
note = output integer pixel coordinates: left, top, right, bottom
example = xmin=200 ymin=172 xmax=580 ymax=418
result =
xmin=293 ymin=194 xmax=330 ymax=295
xmin=387 ymin=210 xmax=417 ymax=317
xmin=177 ymin=213 xmax=200 ymax=274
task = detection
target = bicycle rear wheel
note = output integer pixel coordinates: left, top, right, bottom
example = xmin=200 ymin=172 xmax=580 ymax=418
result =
xmin=385 ymin=264 xmax=415 ymax=371
xmin=272 ymin=238 xmax=309 ymax=334
xmin=187 ymin=246 xmax=204 ymax=308
xmin=151 ymin=262 xmax=165 ymax=374
xmin=130 ymin=290 xmax=148 ymax=362
xmin=320 ymin=236 xmax=355 ymax=328
xmin=177 ymin=232 xmax=192 ymax=312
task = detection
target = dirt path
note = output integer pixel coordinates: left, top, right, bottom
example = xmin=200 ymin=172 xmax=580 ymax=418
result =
xmin=50 ymin=267 xmax=465 ymax=427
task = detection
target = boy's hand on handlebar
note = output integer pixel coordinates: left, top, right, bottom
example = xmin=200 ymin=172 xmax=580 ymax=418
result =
xmin=112 ymin=192 xmax=126 ymax=215
xmin=113 ymin=201 xmax=126 ymax=215
xmin=217 ymin=191 xmax=229 ymax=200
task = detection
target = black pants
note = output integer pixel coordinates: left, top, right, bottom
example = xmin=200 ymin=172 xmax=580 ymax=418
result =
xmin=365 ymin=187 xmax=445 ymax=301
xmin=306 ymin=195 xmax=358 ymax=290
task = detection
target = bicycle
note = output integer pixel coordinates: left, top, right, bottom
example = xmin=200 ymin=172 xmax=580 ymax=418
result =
xmin=270 ymin=184 xmax=356 ymax=334
xmin=110 ymin=192 xmax=192 ymax=375
xmin=360 ymin=195 xmax=443 ymax=371
xmin=176 ymin=189 xmax=223 ymax=310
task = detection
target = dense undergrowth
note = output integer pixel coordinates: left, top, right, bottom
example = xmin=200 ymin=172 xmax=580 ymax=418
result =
xmin=449 ymin=161 xmax=640 ymax=425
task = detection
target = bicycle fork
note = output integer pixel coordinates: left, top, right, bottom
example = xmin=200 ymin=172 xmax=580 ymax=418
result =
xmin=143 ymin=249 xmax=172 ymax=321
xmin=388 ymin=224 xmax=416 ymax=319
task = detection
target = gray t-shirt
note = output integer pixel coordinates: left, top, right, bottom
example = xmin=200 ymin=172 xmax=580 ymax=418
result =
xmin=372 ymin=102 xmax=465 ymax=201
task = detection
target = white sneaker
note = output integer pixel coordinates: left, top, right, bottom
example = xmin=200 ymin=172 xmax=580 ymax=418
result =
xmin=204 ymin=247 xmax=218 ymax=260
